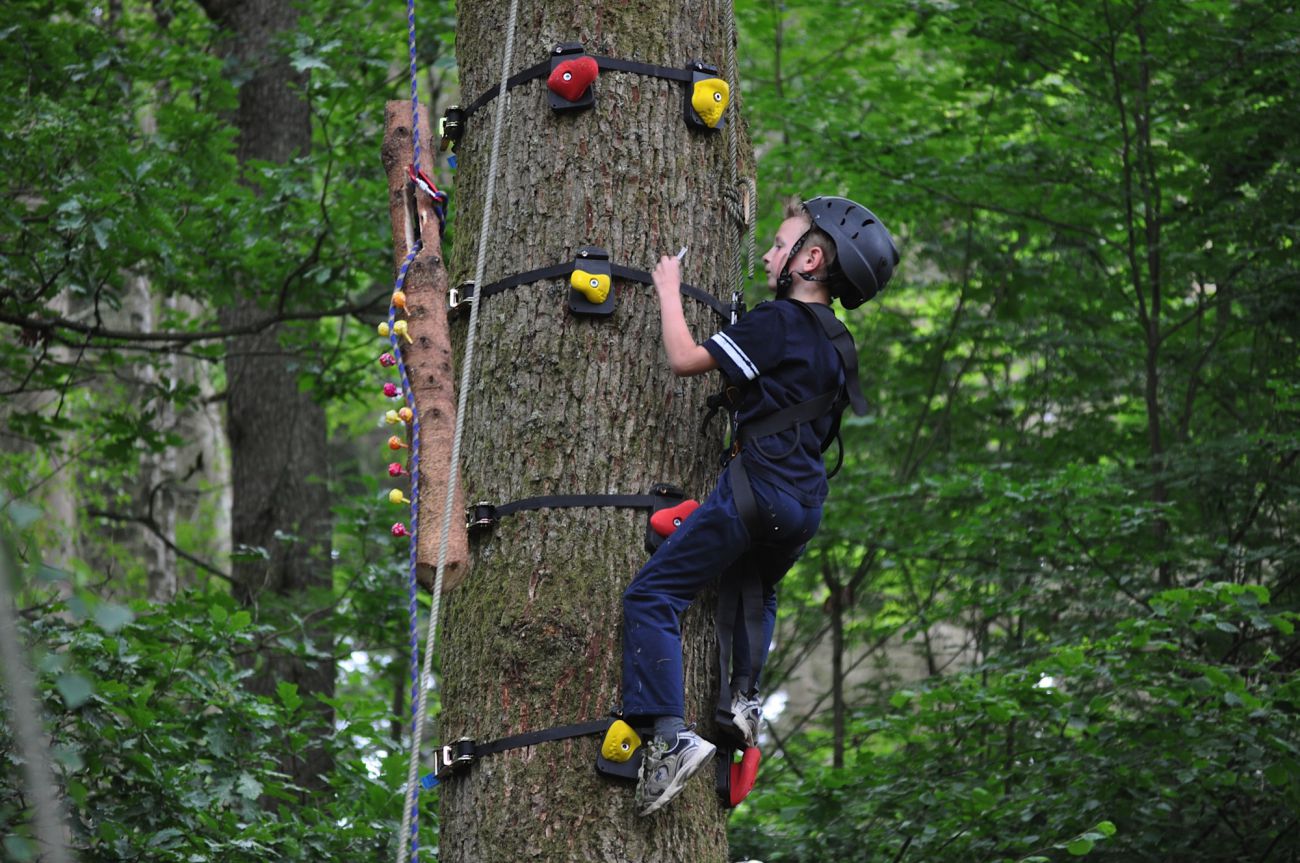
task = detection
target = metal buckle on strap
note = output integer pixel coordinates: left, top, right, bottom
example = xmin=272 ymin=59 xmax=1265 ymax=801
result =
xmin=466 ymin=502 xmax=497 ymax=533
xmin=451 ymin=737 xmax=476 ymax=768
xmin=448 ymin=282 xmax=472 ymax=315
xmin=435 ymin=737 xmax=477 ymax=779
xmin=439 ymin=106 xmax=465 ymax=152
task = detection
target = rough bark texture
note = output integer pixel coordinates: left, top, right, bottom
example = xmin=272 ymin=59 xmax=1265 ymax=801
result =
xmin=381 ymin=103 xmax=470 ymax=593
xmin=438 ymin=1 xmax=746 ymax=860
xmin=199 ymin=0 xmax=335 ymax=792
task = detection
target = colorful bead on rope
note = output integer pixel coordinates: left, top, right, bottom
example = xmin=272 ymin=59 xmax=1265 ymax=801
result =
xmin=388 ymin=435 xmax=409 ymax=451
xmin=384 ymin=382 xmax=400 ymax=398
xmin=378 ymin=320 xmax=414 ymax=343
xmin=380 ymin=353 xmax=398 ymax=367
xmin=389 ymin=489 xmax=412 ymax=505
xmin=392 ymin=522 xmax=410 ymax=537
xmin=388 ymin=462 xmax=409 ymax=477
xmin=392 ymin=291 xmax=408 ymax=312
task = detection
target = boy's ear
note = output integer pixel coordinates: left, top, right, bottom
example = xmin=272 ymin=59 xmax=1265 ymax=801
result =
xmin=801 ymin=243 xmax=825 ymax=275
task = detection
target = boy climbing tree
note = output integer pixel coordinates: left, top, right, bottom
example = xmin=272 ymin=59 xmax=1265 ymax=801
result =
xmin=623 ymin=196 xmax=898 ymax=815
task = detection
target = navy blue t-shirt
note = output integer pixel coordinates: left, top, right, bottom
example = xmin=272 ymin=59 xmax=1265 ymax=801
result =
xmin=703 ymin=299 xmax=844 ymax=505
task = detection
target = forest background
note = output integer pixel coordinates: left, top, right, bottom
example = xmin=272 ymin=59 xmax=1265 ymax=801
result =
xmin=1 ymin=0 xmax=1297 ymax=861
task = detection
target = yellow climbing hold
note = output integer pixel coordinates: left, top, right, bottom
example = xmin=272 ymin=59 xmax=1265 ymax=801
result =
xmin=691 ymin=77 xmax=730 ymax=128
xmin=571 ymin=268 xmax=611 ymax=304
xmin=601 ymin=720 xmax=642 ymax=763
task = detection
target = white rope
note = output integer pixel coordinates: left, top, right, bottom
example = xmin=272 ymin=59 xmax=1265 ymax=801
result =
xmin=394 ymin=0 xmax=522 ymax=860
xmin=723 ymin=7 xmax=756 ymax=301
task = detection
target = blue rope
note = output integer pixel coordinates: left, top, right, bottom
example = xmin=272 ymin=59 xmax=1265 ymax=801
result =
xmin=389 ymin=243 xmax=423 ymax=862
xmin=398 ymin=1 xmax=427 ymax=861
xmin=408 ymin=0 xmax=421 ymax=172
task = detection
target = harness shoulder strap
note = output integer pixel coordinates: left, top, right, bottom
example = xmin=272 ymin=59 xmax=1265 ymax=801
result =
xmin=793 ymin=301 xmax=867 ymax=417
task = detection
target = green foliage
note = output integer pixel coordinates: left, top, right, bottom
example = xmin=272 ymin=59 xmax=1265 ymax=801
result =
xmin=734 ymin=0 xmax=1298 ymax=860
xmin=733 ymin=584 xmax=1297 ymax=862
xmin=0 ymin=566 xmax=428 ymax=861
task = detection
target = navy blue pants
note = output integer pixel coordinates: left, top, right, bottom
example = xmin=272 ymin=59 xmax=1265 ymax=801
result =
xmin=621 ymin=464 xmax=822 ymax=719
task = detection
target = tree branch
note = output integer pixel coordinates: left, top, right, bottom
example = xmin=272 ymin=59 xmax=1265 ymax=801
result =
xmin=86 ymin=508 xmax=232 ymax=583
xmin=0 ymin=284 xmax=389 ymax=347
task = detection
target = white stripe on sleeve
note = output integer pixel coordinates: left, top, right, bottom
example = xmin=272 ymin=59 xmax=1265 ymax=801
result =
xmin=710 ymin=332 xmax=759 ymax=380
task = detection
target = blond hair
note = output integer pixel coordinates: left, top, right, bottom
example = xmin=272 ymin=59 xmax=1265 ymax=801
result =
xmin=783 ymin=196 xmax=838 ymax=272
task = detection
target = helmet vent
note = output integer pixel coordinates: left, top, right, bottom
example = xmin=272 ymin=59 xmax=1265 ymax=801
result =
xmin=851 ymin=231 xmax=860 ymax=240
xmin=862 ymin=218 xmax=875 ymax=226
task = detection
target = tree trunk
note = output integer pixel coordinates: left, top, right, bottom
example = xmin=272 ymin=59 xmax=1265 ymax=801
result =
xmin=439 ymin=1 xmax=748 ymax=859
xmin=198 ymin=0 xmax=335 ymax=793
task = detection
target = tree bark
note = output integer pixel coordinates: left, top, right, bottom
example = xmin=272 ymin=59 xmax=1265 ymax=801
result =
xmin=439 ymin=1 xmax=748 ymax=859
xmin=198 ymin=0 xmax=335 ymax=793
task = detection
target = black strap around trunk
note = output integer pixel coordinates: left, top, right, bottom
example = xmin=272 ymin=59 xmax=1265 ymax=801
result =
xmin=492 ymin=493 xmax=663 ymax=519
xmin=427 ymin=719 xmax=612 ymax=785
xmin=457 ymin=261 xmax=729 ymax=320
xmin=462 ymin=55 xmax=695 ymax=120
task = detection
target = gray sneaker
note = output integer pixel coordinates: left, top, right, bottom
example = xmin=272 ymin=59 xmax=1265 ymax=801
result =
xmin=730 ymin=693 xmax=762 ymax=748
xmin=635 ymin=729 xmax=717 ymax=816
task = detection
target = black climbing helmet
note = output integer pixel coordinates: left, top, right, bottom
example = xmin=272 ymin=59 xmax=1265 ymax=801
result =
xmin=804 ymin=196 xmax=899 ymax=309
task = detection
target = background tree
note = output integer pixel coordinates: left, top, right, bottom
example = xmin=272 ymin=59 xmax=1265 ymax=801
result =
xmin=435 ymin=0 xmax=751 ymax=859
xmin=194 ymin=0 xmax=337 ymax=793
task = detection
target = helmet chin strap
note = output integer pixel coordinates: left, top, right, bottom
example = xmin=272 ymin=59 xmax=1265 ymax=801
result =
xmin=777 ymin=231 xmax=832 ymax=297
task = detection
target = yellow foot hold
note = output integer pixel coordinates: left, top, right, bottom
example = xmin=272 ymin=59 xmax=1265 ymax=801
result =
xmin=572 ymin=268 xmax=611 ymax=304
xmin=691 ymin=77 xmax=730 ymax=128
xmin=601 ymin=720 xmax=642 ymax=763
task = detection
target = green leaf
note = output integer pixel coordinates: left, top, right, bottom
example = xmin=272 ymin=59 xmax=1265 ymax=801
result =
xmin=5 ymin=501 xmax=42 ymax=531
xmin=210 ymin=604 xmax=229 ymax=625
xmin=277 ymin=681 xmax=303 ymax=712
xmin=56 ymin=672 xmax=94 ymax=708
xmin=2 ymin=835 xmax=35 ymax=862
xmin=1093 ymin=821 xmax=1117 ymax=838
xmin=236 ymin=772 xmax=264 ymax=800
xmin=890 ymin=689 xmax=915 ymax=709
xmin=1066 ymin=838 xmax=1095 ymax=856
xmin=94 ymin=602 xmax=134 ymax=634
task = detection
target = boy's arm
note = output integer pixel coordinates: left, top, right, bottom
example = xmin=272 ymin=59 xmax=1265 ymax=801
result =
xmin=653 ymin=255 xmax=718 ymax=377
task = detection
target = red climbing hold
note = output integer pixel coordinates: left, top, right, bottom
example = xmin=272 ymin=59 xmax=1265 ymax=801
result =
xmin=650 ymin=499 xmax=700 ymax=538
xmin=729 ymin=746 xmax=761 ymax=806
xmin=547 ymin=56 xmax=598 ymax=103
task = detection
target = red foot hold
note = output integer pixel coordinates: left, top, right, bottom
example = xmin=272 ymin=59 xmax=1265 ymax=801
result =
xmin=547 ymin=56 xmax=598 ymax=102
xmin=729 ymin=746 xmax=761 ymax=806
xmin=650 ymin=499 xmax=700 ymax=538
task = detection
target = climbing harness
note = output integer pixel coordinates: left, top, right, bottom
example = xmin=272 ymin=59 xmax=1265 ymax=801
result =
xmin=448 ymin=252 xmax=731 ymax=321
xmin=439 ymin=44 xmax=730 ymax=151
xmin=706 ymin=300 xmax=868 ymax=751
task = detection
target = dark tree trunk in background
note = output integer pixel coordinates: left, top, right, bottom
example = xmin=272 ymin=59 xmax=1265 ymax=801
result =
xmin=437 ymin=0 xmax=750 ymax=859
xmin=197 ymin=0 xmax=335 ymax=794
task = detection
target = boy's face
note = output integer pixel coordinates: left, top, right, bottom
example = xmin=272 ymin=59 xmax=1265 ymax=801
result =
xmin=762 ymin=216 xmax=813 ymax=293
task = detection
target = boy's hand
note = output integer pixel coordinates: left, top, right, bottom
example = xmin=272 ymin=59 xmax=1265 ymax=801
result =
xmin=652 ymin=255 xmax=682 ymax=300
